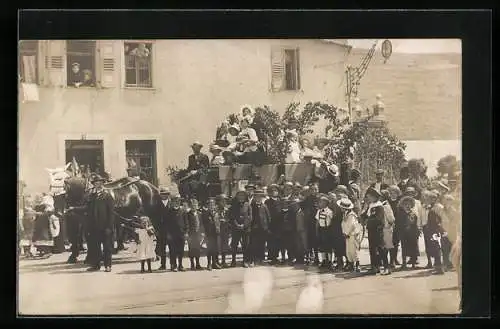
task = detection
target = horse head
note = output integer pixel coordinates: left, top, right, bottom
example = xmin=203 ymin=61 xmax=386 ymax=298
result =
xmin=46 ymin=163 xmax=71 ymax=195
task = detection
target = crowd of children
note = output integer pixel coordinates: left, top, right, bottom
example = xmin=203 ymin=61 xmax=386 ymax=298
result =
xmin=129 ymin=169 xmax=460 ymax=277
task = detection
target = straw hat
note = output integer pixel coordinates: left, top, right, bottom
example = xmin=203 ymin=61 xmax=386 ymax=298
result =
xmin=191 ymin=141 xmax=203 ymax=149
xmin=337 ymin=198 xmax=354 ymax=210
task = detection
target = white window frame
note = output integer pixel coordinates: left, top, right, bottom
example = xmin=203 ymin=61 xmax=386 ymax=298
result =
xmin=121 ymin=40 xmax=156 ymax=90
xmin=65 ymin=40 xmax=98 ymax=88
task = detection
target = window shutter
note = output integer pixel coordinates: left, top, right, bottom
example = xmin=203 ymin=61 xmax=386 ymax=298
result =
xmin=98 ymin=40 xmax=116 ymax=88
xmin=46 ymin=40 xmax=66 ymax=87
xmin=295 ymin=48 xmax=301 ymax=90
xmin=270 ymin=47 xmax=285 ymax=92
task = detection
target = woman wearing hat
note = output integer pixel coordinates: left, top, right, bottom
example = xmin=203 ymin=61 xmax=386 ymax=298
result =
xmin=386 ymin=185 xmax=403 ymax=268
xmin=339 ymin=198 xmax=362 ymax=272
xmin=361 ymin=187 xmax=387 ymax=275
xmin=229 ymin=189 xmax=252 ymax=268
xmin=209 ymin=144 xmax=225 ymax=166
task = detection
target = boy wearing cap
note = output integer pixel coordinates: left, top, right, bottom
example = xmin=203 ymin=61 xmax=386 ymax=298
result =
xmin=316 ymin=194 xmax=334 ymax=270
xmin=265 ymin=184 xmax=284 ymax=265
xmin=229 ymin=189 xmax=253 ymax=267
xmin=186 ymin=199 xmax=203 ymax=270
xmin=215 ymin=195 xmax=230 ymax=267
xmin=303 ymin=183 xmax=320 ymax=266
xmin=249 ymin=190 xmax=270 ymax=266
xmin=202 ymin=197 xmax=222 ymax=270
xmin=361 ymin=187 xmax=387 ymax=275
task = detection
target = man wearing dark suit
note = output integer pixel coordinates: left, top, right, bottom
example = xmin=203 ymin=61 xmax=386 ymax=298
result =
xmin=230 ymin=189 xmax=253 ymax=268
xmin=398 ymin=166 xmax=422 ymax=200
xmin=249 ymin=190 xmax=270 ymax=265
xmin=162 ymin=195 xmax=188 ymax=272
xmin=369 ymin=169 xmax=390 ymax=193
xmin=87 ymin=175 xmax=115 ymax=272
xmin=187 ymin=141 xmax=210 ymax=173
xmin=157 ymin=187 xmax=171 ymax=270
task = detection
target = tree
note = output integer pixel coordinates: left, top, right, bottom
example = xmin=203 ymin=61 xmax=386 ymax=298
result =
xmin=437 ymin=155 xmax=460 ymax=179
xmin=166 ymin=102 xmax=408 ymax=189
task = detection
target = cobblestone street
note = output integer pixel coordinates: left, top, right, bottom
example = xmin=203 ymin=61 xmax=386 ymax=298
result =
xmin=18 ymin=239 xmax=460 ymax=315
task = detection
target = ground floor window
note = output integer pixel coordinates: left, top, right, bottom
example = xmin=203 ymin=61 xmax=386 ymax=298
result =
xmin=65 ymin=140 xmax=104 ymax=176
xmin=126 ymin=140 xmax=157 ymax=186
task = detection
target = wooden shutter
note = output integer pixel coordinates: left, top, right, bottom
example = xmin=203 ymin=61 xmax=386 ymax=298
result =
xmin=46 ymin=40 xmax=66 ymax=87
xmin=270 ymin=47 xmax=285 ymax=92
xmin=295 ymin=48 xmax=301 ymax=90
xmin=97 ymin=40 xmax=116 ymax=88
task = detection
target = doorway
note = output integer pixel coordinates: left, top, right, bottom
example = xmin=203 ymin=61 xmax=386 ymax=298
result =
xmin=65 ymin=140 xmax=105 ymax=175
xmin=125 ymin=140 xmax=157 ymax=186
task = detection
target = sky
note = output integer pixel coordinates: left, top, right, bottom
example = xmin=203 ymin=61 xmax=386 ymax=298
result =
xmin=347 ymin=39 xmax=461 ymax=54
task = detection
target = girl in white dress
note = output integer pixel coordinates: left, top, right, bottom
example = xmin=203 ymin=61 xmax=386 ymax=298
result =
xmin=135 ymin=216 xmax=157 ymax=273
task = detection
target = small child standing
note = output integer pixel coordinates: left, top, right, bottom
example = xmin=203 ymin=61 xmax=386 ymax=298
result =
xmin=135 ymin=216 xmax=156 ymax=273
xmin=315 ymin=194 xmax=334 ymax=270
xmin=339 ymin=198 xmax=362 ymax=272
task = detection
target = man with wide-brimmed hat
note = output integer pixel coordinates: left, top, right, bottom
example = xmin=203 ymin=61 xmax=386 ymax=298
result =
xmin=229 ymin=188 xmax=252 ymax=267
xmin=86 ymin=174 xmax=115 ymax=272
xmin=187 ymin=141 xmax=210 ymax=174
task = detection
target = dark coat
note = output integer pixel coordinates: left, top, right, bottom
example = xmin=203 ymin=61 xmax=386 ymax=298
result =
xmin=163 ymin=207 xmax=188 ymax=242
xmin=265 ymin=198 xmax=283 ymax=234
xmin=427 ymin=205 xmax=445 ymax=235
xmin=88 ymin=191 xmax=114 ymax=232
xmin=398 ymin=179 xmax=422 ymax=200
xmin=368 ymin=182 xmax=390 ymax=192
xmin=330 ymin=204 xmax=346 ymax=255
xmin=230 ymin=201 xmax=253 ymax=232
xmin=302 ymin=195 xmax=319 ymax=246
xmin=186 ymin=210 xmax=203 ymax=255
xmin=361 ymin=203 xmax=385 ymax=248
xmin=187 ymin=153 xmax=210 ymax=171
xmin=201 ymin=208 xmax=221 ymax=253
xmin=250 ymin=203 xmax=270 ymax=232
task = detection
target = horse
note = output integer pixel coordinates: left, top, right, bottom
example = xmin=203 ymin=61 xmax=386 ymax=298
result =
xmin=47 ymin=165 xmax=163 ymax=257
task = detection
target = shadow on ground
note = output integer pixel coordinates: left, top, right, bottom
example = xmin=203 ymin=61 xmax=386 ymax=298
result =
xmin=393 ymin=269 xmax=436 ymax=279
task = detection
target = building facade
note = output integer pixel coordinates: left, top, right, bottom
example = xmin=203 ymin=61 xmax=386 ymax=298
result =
xmin=19 ymin=39 xmax=350 ymax=193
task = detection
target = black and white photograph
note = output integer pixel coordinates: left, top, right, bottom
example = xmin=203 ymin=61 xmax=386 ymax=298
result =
xmin=18 ymin=36 xmax=463 ymax=315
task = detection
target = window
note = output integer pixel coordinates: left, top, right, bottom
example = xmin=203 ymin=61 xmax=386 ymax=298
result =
xmin=270 ymin=47 xmax=301 ymax=92
xmin=66 ymin=40 xmax=96 ymax=87
xmin=125 ymin=140 xmax=157 ymax=186
xmin=284 ymin=49 xmax=300 ymax=91
xmin=19 ymin=41 xmax=38 ymax=84
xmin=124 ymin=42 xmax=153 ymax=88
